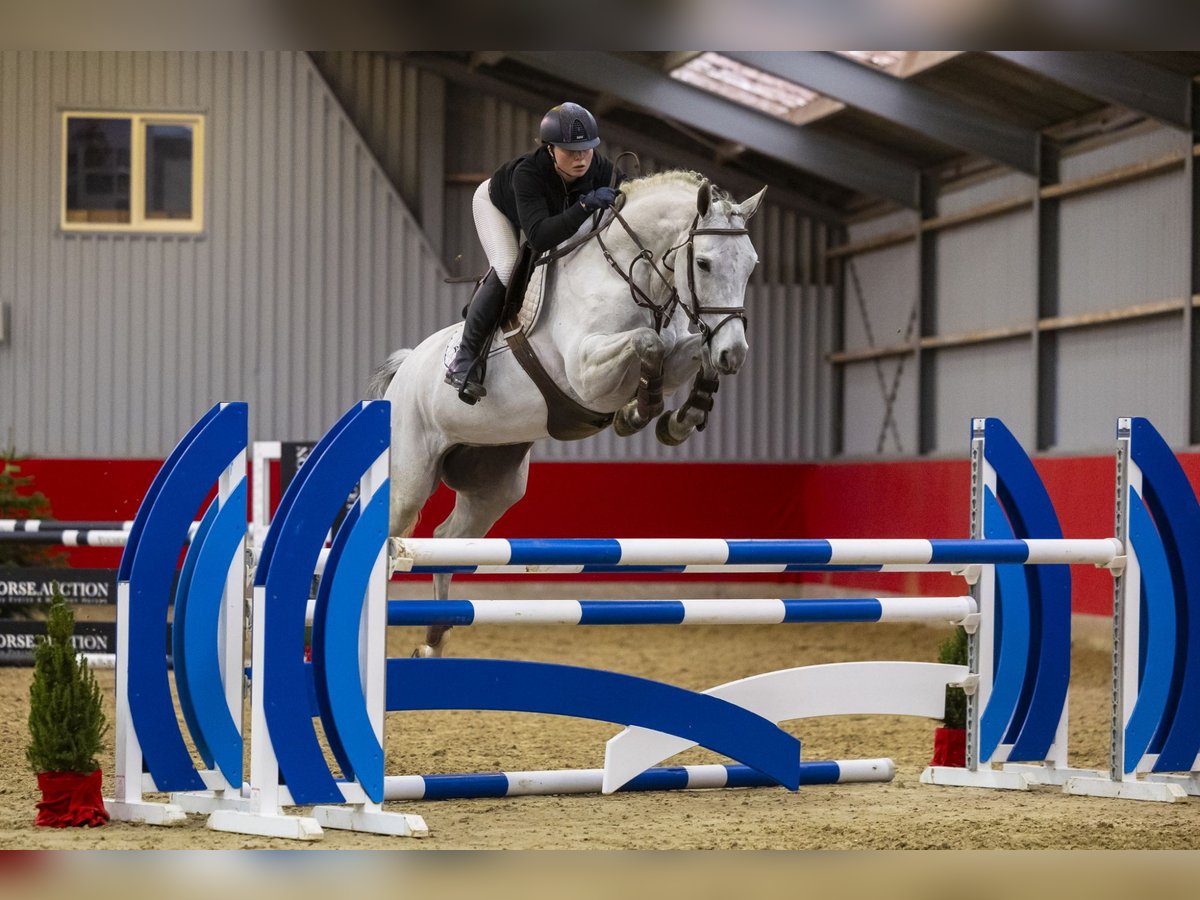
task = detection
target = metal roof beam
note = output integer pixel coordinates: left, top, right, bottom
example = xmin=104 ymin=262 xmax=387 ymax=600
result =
xmin=990 ymin=51 xmax=1192 ymax=132
xmin=724 ymin=51 xmax=1040 ymax=174
xmin=505 ymin=51 xmax=920 ymax=208
xmin=402 ymin=53 xmax=846 ymax=223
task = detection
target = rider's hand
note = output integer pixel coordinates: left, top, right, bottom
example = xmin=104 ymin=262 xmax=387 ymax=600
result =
xmin=580 ymin=186 xmax=618 ymax=211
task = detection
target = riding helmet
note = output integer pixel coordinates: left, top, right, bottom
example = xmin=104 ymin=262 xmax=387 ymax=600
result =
xmin=539 ymin=102 xmax=601 ymax=150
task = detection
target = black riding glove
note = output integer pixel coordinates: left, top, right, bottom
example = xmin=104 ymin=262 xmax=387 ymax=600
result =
xmin=580 ymin=186 xmax=618 ymax=211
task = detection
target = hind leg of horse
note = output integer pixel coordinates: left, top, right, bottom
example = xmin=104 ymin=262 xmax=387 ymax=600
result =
xmin=413 ymin=443 xmax=533 ymax=657
xmin=413 ymin=572 xmax=454 ymax=659
xmin=386 ymin=430 xmax=449 ymax=656
xmin=388 ymin=430 xmax=445 ymax=539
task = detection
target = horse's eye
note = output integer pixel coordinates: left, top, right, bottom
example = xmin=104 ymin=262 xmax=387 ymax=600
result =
xmin=696 ymin=258 xmax=711 ymax=272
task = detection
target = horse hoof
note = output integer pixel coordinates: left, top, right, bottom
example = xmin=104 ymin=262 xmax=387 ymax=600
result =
xmin=411 ymin=644 xmax=442 ymax=658
xmin=613 ymin=413 xmax=636 ymax=437
xmin=656 ymin=412 xmax=687 ymax=446
xmin=613 ymin=405 xmax=648 ymax=437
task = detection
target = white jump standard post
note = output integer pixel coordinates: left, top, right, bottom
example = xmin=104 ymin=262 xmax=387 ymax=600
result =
xmin=1065 ymin=418 xmax=1199 ymax=802
xmin=106 ymin=403 xmax=250 ymax=824
xmin=922 ymin=418 xmax=1116 ymax=792
xmin=208 ymin=400 xmax=427 ymax=840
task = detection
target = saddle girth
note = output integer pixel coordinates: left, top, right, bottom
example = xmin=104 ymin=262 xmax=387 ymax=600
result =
xmin=504 ymin=329 xmax=615 ymax=441
xmin=501 ymin=243 xmax=615 ymax=442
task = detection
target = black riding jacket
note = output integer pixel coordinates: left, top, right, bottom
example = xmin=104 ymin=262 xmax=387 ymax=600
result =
xmin=489 ymin=147 xmax=618 ymax=253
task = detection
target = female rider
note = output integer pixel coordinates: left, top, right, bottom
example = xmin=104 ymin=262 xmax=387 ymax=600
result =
xmin=445 ymin=102 xmax=623 ymax=403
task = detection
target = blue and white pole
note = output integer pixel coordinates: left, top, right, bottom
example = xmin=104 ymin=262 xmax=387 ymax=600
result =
xmin=383 ymin=759 xmax=896 ymax=801
xmin=389 ymin=536 xmax=1123 ymax=574
xmin=382 ymin=597 xmax=976 ymax=627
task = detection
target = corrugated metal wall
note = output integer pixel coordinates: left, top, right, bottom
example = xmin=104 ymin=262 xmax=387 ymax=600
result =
xmin=930 ymin=172 xmax=1037 ymax=451
xmin=840 ymin=209 xmax=919 ymax=455
xmin=309 ymin=52 xmax=445 ymax=256
xmin=0 ymin=50 xmax=835 ymax=461
xmin=9 ymin=52 xmax=1192 ymax=463
xmin=1055 ymin=126 xmax=1191 ymax=448
xmin=0 ymin=50 xmax=461 ymax=457
xmin=837 ymin=123 xmax=1196 ymax=457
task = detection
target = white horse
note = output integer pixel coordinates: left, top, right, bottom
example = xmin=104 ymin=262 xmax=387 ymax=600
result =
xmin=368 ymin=171 xmax=765 ymax=655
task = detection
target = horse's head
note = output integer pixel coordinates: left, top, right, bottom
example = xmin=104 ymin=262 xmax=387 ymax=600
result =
xmin=676 ymin=180 xmax=765 ymax=375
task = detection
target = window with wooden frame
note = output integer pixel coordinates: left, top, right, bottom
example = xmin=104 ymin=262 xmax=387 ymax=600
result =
xmin=61 ymin=111 xmax=205 ymax=234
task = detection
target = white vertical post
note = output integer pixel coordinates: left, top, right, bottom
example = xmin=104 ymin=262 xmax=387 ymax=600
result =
xmin=220 ymin=448 xmax=248 ymax=772
xmin=107 ymin=580 xmax=187 ymax=823
xmin=1117 ymin=428 xmax=1142 ymax=780
xmin=251 ymin=441 xmax=280 ymax=550
xmin=1064 ymin=418 xmax=1185 ymax=800
xmin=973 ymin=421 xmax=997 ymax=767
xmin=362 ymin=448 xmax=389 ymax=766
xmin=207 ymin=572 xmax=322 ymax=838
xmin=111 ymin=580 xmax=139 ymax=799
xmin=922 ymin=419 xmax=1035 ymax=791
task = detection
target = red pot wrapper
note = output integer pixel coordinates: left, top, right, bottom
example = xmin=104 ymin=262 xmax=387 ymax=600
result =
xmin=931 ymin=727 xmax=966 ymax=768
xmin=35 ymin=769 xmax=109 ymax=828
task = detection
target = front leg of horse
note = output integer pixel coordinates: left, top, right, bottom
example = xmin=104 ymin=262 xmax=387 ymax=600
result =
xmin=569 ymin=327 xmax=666 ymax=436
xmin=611 ymin=329 xmax=666 ymax=437
xmin=657 ymin=358 xmax=721 ymax=447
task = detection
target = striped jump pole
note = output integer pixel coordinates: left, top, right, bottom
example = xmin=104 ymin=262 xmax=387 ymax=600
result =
xmin=383 ymin=759 xmax=896 ymax=801
xmin=273 ymin=546 xmax=985 ymax=578
xmin=0 ymin=529 xmax=134 ymax=547
xmin=382 ymin=597 xmax=977 ymax=627
xmin=0 ymin=519 xmax=135 ymax=532
xmin=0 ymin=521 xmax=203 ymax=547
xmin=388 ymin=537 xmax=1124 ymax=574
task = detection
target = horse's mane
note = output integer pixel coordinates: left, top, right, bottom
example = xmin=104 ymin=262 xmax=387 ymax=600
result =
xmin=620 ymin=169 xmax=735 ymax=215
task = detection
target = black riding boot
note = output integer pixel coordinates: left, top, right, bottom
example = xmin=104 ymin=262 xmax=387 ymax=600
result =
xmin=445 ymin=269 xmax=507 ymax=404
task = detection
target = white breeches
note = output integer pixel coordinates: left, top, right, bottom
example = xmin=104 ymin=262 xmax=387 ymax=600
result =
xmin=473 ymin=179 xmax=520 ymax=286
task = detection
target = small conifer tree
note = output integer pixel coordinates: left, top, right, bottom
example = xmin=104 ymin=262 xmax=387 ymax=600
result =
xmin=938 ymin=625 xmax=969 ymax=729
xmin=26 ymin=588 xmax=107 ymax=774
xmin=0 ymin=452 xmax=62 ymax=567
xmin=1 ymin=454 xmax=66 ymax=626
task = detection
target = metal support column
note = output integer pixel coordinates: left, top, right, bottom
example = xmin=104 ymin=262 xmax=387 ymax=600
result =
xmin=1035 ymin=138 xmax=1061 ymax=452
xmin=1187 ymin=87 xmax=1200 ymax=444
xmin=830 ymin=223 xmax=846 ymax=457
xmin=917 ymin=174 xmax=938 ymax=454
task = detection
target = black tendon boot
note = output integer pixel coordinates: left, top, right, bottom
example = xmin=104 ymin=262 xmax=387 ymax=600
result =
xmin=445 ymin=269 xmax=507 ymax=404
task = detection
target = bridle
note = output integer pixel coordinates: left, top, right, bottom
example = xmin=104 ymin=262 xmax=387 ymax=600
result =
xmin=593 ymin=197 xmax=751 ymax=345
xmin=664 ymin=215 xmax=751 ymax=344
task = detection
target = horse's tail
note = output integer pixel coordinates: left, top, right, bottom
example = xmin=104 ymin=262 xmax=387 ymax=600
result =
xmin=367 ymin=348 xmax=412 ymax=399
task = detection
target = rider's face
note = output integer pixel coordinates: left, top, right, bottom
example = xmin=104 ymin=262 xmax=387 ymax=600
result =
xmin=550 ymin=145 xmax=593 ymax=182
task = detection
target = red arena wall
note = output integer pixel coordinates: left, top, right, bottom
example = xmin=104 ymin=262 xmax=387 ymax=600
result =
xmin=20 ymin=453 xmax=1200 ymax=616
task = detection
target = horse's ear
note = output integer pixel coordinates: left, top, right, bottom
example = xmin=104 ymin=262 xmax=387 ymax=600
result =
xmin=697 ymin=179 xmax=712 ymax=217
xmin=734 ymin=186 xmax=767 ymax=222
